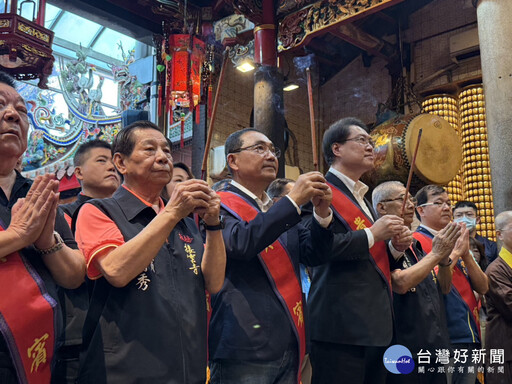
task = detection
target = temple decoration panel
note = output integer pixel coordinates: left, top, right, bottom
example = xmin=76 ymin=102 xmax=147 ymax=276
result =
xmin=278 ymin=0 xmax=402 ymax=52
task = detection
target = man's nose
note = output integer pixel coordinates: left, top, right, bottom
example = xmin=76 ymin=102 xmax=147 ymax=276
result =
xmin=3 ymin=104 xmax=20 ymax=122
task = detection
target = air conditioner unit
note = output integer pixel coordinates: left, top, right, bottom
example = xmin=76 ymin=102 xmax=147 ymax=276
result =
xmin=449 ymin=28 xmax=480 ymax=63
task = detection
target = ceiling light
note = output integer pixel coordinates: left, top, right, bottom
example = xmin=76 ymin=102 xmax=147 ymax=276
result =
xmin=283 ymin=83 xmax=299 ymax=92
xmin=236 ymin=61 xmax=255 ymax=73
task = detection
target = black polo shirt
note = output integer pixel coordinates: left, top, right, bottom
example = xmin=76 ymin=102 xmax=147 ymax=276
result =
xmin=75 ymin=186 xmax=208 ymax=384
xmin=388 ymin=241 xmax=451 ymax=384
xmin=61 ymin=193 xmax=92 ymax=230
xmin=0 ymin=171 xmax=78 ymax=380
xmin=56 ymin=193 xmax=91 ymax=349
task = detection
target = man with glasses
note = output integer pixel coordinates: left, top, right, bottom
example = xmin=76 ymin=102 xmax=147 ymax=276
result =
xmin=414 ymin=185 xmax=488 ymax=384
xmin=453 ymin=201 xmax=498 ymax=266
xmin=373 ymin=181 xmax=460 ymax=383
xmin=485 ymin=211 xmax=512 ymax=384
xmin=209 ymin=128 xmax=334 ymax=384
xmin=306 ymin=117 xmax=412 ymax=383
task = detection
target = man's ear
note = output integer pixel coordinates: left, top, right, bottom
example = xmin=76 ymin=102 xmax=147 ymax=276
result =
xmin=497 ymin=230 xmax=503 ymax=242
xmin=74 ymin=166 xmax=84 ymax=182
xmin=416 ymin=206 xmax=425 ymax=218
xmin=476 ymin=216 xmax=481 ymax=225
xmin=113 ymin=153 xmax=127 ymax=176
xmin=376 ymin=202 xmax=387 ymax=216
xmin=331 ymin=142 xmax=343 ymax=158
xmin=226 ymin=154 xmax=239 ymax=173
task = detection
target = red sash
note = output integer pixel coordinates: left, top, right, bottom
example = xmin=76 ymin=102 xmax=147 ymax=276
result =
xmin=0 ymin=225 xmax=56 ymax=384
xmin=218 ymin=191 xmax=305 ymax=382
xmin=412 ymin=232 xmax=433 ymax=253
xmin=327 ymin=182 xmax=392 ymax=291
xmin=413 ymin=229 xmax=480 ymax=337
xmin=452 ymin=264 xmax=481 ymax=338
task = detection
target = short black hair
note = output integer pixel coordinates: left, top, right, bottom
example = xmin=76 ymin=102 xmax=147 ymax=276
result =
xmin=224 ymin=127 xmax=261 ymax=172
xmin=173 ymin=162 xmax=194 ymax=179
xmin=224 ymin=127 xmax=261 ymax=158
xmin=453 ymin=200 xmax=478 ymax=214
xmin=0 ymin=71 xmax=16 ymax=89
xmin=322 ymin=117 xmax=368 ymax=165
xmin=112 ymin=120 xmax=162 ymax=157
xmin=415 ymin=185 xmax=446 ymax=207
xmin=267 ymin=178 xmax=294 ymax=199
xmin=74 ymin=139 xmax=112 ymax=167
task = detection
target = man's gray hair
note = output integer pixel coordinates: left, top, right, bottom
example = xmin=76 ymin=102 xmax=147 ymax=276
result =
xmin=372 ymin=181 xmax=405 ymax=215
xmin=495 ymin=211 xmax=512 ymax=231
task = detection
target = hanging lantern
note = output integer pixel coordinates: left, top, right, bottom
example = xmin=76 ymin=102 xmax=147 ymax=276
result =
xmin=0 ymin=0 xmax=55 ymax=89
xmin=167 ymin=34 xmax=205 ymax=110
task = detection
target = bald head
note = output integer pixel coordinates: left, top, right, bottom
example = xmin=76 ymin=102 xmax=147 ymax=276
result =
xmin=496 ymin=211 xmax=512 ymax=231
xmin=496 ymin=210 xmax=512 ymax=252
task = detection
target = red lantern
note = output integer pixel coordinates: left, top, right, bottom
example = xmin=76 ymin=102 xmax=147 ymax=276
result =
xmin=167 ymin=34 xmax=205 ymax=111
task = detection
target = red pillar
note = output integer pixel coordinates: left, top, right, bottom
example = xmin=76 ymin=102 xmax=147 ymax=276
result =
xmin=254 ymin=0 xmax=277 ymax=66
xmin=36 ymin=0 xmax=46 ymax=25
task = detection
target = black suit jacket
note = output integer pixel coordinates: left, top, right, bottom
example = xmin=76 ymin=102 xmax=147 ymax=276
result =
xmin=304 ymin=171 xmax=394 ymax=347
xmin=209 ymin=183 xmax=333 ymax=362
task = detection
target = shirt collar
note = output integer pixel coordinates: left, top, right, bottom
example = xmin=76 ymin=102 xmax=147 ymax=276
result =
xmin=499 ymin=246 xmax=512 ymax=269
xmin=419 ymin=224 xmax=439 ymax=236
xmin=0 ymin=170 xmax=31 ymax=208
xmin=328 ymin=166 xmax=369 ymax=200
xmin=230 ymin=180 xmax=272 ymax=212
xmin=112 ymin=185 xmax=164 ymax=221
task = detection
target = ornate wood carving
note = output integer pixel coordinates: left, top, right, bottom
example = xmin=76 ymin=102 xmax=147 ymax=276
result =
xmin=0 ymin=15 xmax=54 ymax=88
xmin=278 ymin=0 xmax=403 ymax=52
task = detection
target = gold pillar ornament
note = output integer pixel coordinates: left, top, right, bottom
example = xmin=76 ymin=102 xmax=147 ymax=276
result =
xmin=459 ymin=85 xmax=495 ymax=240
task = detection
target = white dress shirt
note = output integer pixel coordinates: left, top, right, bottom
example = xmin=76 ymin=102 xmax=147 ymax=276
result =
xmin=229 ymin=180 xmax=332 ymax=227
xmin=328 ymin=167 xmax=404 ymax=258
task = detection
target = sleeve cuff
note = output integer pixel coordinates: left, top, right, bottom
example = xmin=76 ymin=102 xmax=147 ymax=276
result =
xmin=313 ymin=208 xmax=333 ymax=228
xmin=364 ymin=228 xmax=374 ymax=249
xmin=285 ymin=195 xmax=301 ymax=215
xmin=87 ymin=244 xmax=120 ymax=280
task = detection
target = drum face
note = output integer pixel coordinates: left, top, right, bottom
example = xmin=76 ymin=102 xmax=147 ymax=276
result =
xmin=364 ymin=114 xmax=462 ymax=188
xmin=405 ymin=114 xmax=462 ymax=185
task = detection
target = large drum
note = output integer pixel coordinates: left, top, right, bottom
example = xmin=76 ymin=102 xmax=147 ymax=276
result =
xmin=362 ymin=114 xmax=463 ymax=191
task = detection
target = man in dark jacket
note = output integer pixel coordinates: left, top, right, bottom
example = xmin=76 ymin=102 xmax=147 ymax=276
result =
xmin=55 ymin=139 xmax=119 ymax=383
xmin=306 ymin=117 xmax=412 ymax=384
xmin=209 ymin=128 xmax=333 ymax=384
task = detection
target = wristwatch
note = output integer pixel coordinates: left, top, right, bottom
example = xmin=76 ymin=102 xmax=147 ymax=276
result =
xmin=438 ymin=257 xmax=452 ymax=267
xmin=201 ymin=216 xmax=225 ymax=231
xmin=35 ymin=231 xmax=64 ymax=256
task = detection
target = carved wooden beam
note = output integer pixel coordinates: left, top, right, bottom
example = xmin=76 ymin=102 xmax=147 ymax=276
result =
xmin=278 ymin=0 xmax=403 ymax=52
xmin=329 ymin=23 xmax=396 ymax=60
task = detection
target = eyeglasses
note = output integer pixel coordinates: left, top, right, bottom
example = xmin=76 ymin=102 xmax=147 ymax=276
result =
xmin=453 ymin=212 xmax=477 ymax=219
xmin=380 ymin=195 xmax=417 ymax=206
xmin=418 ymin=201 xmax=452 ymax=209
xmin=230 ymin=143 xmax=281 ymax=158
xmin=344 ymin=136 xmax=375 ymax=148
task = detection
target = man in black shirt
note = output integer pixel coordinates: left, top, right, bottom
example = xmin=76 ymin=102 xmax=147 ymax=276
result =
xmin=0 ymin=71 xmax=85 ymax=383
xmin=372 ymin=181 xmax=460 ymax=383
xmin=56 ymin=139 xmax=119 ymax=383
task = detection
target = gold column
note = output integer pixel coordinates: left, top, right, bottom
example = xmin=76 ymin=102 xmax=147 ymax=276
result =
xmin=422 ymin=95 xmax=463 ymax=203
xmin=459 ymin=85 xmax=495 ymax=240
